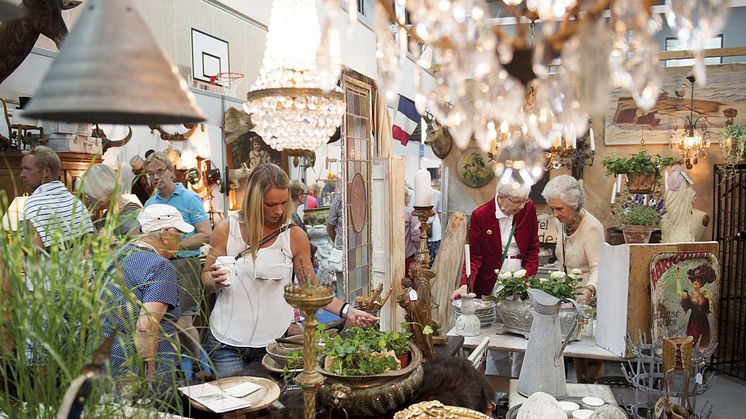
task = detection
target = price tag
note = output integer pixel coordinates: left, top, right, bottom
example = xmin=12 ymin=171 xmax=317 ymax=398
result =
xmin=654 ymin=398 xmax=665 ymax=417
xmin=695 ymin=373 xmax=703 ymax=385
xmin=409 ymin=289 xmax=418 ymax=301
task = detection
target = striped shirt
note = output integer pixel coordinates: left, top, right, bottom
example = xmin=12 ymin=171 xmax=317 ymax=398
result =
xmin=20 ymin=180 xmax=94 ymax=248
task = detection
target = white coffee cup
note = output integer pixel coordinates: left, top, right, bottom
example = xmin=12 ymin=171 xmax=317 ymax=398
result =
xmin=215 ymin=256 xmax=237 ymax=286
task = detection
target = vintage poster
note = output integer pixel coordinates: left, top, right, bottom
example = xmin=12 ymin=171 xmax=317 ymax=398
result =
xmin=650 ymin=251 xmax=719 ymax=354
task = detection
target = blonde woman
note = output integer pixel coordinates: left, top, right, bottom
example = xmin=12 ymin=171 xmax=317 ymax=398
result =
xmin=80 ymin=164 xmax=142 ymax=237
xmin=202 ymin=163 xmax=377 ymax=377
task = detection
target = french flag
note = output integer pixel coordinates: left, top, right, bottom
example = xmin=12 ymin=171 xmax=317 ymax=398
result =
xmin=392 ymin=95 xmax=420 ymax=146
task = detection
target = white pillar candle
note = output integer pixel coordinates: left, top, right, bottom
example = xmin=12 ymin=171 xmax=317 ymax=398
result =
xmin=571 ymin=126 xmax=577 ymax=149
xmin=465 ymin=244 xmax=471 ymax=277
xmin=414 ymin=169 xmax=432 ymax=207
xmin=664 ymin=170 xmax=669 ymax=193
xmin=617 ymin=174 xmax=623 ymax=192
xmin=643 ymin=195 xmax=648 ymax=205
xmin=589 ymin=128 xmax=596 ymax=151
xmin=611 ymin=181 xmax=617 ymax=205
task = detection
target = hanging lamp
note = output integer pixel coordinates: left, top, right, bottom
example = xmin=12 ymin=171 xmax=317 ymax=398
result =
xmin=23 ymin=0 xmax=206 ymax=124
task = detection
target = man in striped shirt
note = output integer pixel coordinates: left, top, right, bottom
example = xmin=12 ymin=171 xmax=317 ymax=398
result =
xmin=19 ymin=146 xmax=93 ymax=250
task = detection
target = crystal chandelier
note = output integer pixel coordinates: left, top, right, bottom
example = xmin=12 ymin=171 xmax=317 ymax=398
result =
xmin=671 ymin=75 xmax=711 ymax=169
xmin=244 ymin=0 xmax=344 ymax=151
xmin=373 ymin=0 xmax=729 ymax=175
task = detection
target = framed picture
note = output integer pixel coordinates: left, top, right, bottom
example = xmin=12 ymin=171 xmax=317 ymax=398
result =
xmin=605 ymin=63 xmax=746 ymax=145
xmin=191 ymin=28 xmax=229 ymax=84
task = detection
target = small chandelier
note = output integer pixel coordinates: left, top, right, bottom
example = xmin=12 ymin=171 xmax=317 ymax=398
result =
xmin=671 ymin=75 xmax=711 ymax=169
xmin=244 ymin=0 xmax=344 ymax=152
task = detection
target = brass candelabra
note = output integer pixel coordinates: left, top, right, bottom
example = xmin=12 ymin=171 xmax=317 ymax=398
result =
xmin=284 ymin=282 xmax=335 ymax=419
xmin=407 ymin=205 xmax=436 ymax=359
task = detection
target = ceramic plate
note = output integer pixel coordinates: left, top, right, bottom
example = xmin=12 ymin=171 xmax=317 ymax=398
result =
xmin=261 ymin=354 xmax=303 ymax=374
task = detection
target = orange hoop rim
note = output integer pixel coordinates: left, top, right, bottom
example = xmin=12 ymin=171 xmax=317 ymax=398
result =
xmin=209 ymin=72 xmax=244 ymax=85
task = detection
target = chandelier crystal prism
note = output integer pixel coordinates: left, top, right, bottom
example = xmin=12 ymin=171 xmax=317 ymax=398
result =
xmin=244 ymin=0 xmax=344 ymax=151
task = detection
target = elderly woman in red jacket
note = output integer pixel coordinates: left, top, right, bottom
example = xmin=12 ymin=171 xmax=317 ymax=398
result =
xmin=451 ymin=182 xmax=540 ymax=300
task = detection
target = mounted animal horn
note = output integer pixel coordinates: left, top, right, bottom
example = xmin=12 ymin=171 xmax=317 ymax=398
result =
xmin=90 ymin=125 xmax=133 ymax=153
xmin=149 ymin=123 xmax=202 ymax=142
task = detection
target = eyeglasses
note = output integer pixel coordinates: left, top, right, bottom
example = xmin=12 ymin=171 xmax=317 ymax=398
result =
xmin=146 ymin=167 xmax=171 ymax=178
xmin=500 ymin=195 xmax=528 ymax=206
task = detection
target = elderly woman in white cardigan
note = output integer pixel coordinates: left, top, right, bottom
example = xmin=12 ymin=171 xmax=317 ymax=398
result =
xmin=542 ymin=175 xmax=606 ymax=383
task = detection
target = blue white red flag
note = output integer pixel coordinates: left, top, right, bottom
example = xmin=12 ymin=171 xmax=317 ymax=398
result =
xmin=392 ymin=95 xmax=420 ymax=146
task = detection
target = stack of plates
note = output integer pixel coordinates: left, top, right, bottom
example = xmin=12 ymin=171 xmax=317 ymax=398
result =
xmin=452 ymin=298 xmax=496 ymax=328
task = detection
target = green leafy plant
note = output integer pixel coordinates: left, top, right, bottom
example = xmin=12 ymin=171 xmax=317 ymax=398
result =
xmin=721 ymin=124 xmax=746 ymax=163
xmin=316 ymin=327 xmax=410 ymax=376
xmin=492 ymin=269 xmax=582 ymax=301
xmin=615 ymin=202 xmax=662 ymax=226
xmin=602 ymin=150 xmax=675 ymax=180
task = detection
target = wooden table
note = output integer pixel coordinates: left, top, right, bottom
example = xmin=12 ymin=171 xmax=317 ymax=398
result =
xmin=448 ymin=323 xmax=624 ymax=361
xmin=508 ymin=379 xmax=618 ymax=410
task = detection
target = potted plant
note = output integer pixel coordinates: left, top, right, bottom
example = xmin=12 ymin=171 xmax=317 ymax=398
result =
xmin=721 ymin=124 xmax=746 ymax=165
xmin=614 ymin=200 xmax=662 ymax=244
xmin=602 ymin=150 xmax=675 ymax=194
xmin=491 ymin=269 xmax=583 ymax=339
xmin=314 ymin=327 xmax=423 ymax=417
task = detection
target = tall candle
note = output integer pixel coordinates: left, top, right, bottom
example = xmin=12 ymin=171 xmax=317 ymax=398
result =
xmin=589 ymin=128 xmax=596 ymax=151
xmin=571 ymin=126 xmax=577 ymax=149
xmin=414 ymin=169 xmax=432 ymax=207
xmin=664 ymin=170 xmax=669 ymax=193
xmin=611 ymin=181 xmax=617 ymax=205
xmin=465 ymin=244 xmax=471 ymax=278
xmin=617 ymin=174 xmax=622 ymax=192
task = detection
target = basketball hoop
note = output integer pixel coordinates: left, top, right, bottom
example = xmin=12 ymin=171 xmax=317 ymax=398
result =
xmin=209 ymin=72 xmax=244 ymax=98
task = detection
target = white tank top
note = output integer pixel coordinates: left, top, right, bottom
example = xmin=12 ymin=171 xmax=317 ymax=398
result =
xmin=209 ymin=214 xmax=295 ymax=347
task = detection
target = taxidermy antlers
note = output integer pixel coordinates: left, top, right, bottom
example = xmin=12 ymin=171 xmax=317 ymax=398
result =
xmin=90 ymin=124 xmax=132 ymax=153
xmin=148 ymin=123 xmax=203 ymax=142
xmin=0 ymin=0 xmax=83 ymax=83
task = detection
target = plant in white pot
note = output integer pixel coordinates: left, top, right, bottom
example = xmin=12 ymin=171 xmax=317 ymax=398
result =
xmin=491 ymin=269 xmax=583 ymax=339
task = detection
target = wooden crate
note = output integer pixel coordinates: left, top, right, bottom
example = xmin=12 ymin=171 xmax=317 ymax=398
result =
xmin=596 ymin=242 xmax=719 ymax=357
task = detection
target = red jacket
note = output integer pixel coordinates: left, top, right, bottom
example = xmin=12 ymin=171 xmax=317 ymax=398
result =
xmin=460 ymin=197 xmax=540 ymax=298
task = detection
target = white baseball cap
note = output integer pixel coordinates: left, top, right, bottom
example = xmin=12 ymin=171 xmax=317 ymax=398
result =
xmin=138 ymin=204 xmax=195 ymax=234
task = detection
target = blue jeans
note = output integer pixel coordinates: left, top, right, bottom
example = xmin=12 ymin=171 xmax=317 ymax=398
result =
xmin=204 ymin=331 xmax=267 ymax=378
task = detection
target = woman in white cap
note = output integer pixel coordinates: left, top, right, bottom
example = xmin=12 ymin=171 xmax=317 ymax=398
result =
xmin=80 ymin=164 xmax=142 ymax=237
xmin=202 ymin=163 xmax=377 ymax=377
xmin=101 ymin=204 xmax=194 ymax=379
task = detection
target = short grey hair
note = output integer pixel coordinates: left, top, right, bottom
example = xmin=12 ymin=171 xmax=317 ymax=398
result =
xmin=496 ymin=181 xmax=530 ymax=199
xmin=24 ymin=145 xmax=61 ymax=176
xmin=145 ymin=152 xmax=174 ymax=170
xmin=541 ymin=175 xmax=584 ymax=210
xmin=81 ymin=164 xmax=118 ymax=201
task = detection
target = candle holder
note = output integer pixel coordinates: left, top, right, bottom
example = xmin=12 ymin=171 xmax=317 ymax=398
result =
xmin=284 ymin=282 xmax=335 ymax=419
xmin=401 ymin=205 xmax=436 ymax=359
xmin=546 ymin=135 xmax=595 ymax=179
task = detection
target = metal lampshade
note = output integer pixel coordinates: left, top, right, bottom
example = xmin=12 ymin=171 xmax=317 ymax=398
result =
xmin=23 ymin=0 xmax=206 ymax=125
xmin=0 ymin=0 xmax=25 ymax=21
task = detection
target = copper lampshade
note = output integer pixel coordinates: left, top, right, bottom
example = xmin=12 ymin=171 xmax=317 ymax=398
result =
xmin=0 ymin=0 xmax=24 ymax=21
xmin=23 ymin=0 xmax=206 ymax=124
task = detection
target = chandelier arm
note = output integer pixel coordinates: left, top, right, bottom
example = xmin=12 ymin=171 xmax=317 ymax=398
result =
xmin=543 ymin=0 xmax=610 ymax=52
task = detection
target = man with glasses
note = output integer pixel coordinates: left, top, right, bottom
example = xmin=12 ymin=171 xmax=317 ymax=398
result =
xmin=19 ymin=146 xmax=94 ymax=250
xmin=144 ymin=152 xmax=211 ymax=368
xmin=450 ymin=181 xmax=539 ymax=378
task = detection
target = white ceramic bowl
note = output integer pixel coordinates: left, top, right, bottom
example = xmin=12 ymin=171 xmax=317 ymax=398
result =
xmin=581 ymin=396 xmax=605 ymax=410
xmin=559 ymin=401 xmax=580 ymax=417
xmin=572 ymin=409 xmax=594 ymax=419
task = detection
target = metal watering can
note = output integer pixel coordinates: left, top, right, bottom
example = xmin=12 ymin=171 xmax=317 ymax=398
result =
xmin=517 ymin=288 xmax=583 ymax=398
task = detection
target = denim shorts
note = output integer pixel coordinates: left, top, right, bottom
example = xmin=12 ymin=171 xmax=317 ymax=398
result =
xmin=203 ymin=330 xmax=267 ymax=378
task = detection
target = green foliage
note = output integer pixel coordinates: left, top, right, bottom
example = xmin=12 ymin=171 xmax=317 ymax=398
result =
xmin=615 ymin=202 xmax=662 ymax=226
xmin=316 ymin=327 xmax=409 ymax=376
xmin=601 ymin=150 xmax=675 ymax=178
xmin=493 ymin=272 xmax=582 ymax=301
xmin=721 ymin=124 xmax=746 ymax=163
xmin=0 ymin=187 xmax=189 ymax=418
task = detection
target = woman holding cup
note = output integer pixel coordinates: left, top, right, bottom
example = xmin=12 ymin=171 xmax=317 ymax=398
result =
xmin=202 ymin=163 xmax=377 ymax=377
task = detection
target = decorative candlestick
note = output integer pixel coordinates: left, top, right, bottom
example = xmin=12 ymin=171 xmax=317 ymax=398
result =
xmin=403 ymin=204 xmax=436 ymax=359
xmin=284 ymin=282 xmax=335 ymax=419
